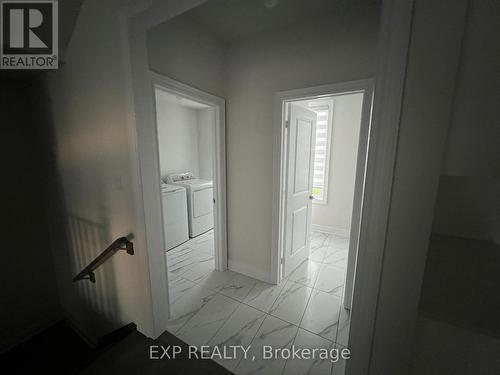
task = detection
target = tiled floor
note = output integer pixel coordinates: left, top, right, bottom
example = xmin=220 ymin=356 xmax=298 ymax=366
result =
xmin=165 ymin=230 xmax=351 ymax=374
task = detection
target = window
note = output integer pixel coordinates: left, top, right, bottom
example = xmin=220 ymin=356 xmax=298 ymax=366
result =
xmin=310 ymin=100 xmax=333 ymax=204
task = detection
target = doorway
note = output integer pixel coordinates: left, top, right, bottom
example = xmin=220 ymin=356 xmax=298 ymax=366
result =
xmin=272 ymin=80 xmax=374 ymax=345
xmin=151 ymin=72 xmax=228 ymax=284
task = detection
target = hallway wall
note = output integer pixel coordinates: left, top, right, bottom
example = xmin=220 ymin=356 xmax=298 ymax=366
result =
xmin=148 ymin=13 xmax=226 ymax=98
xmin=223 ymin=4 xmax=379 ymax=278
xmin=47 ymin=0 xmax=155 ymax=341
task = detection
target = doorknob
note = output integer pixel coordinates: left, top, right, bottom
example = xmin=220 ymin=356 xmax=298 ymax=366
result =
xmin=309 ymin=195 xmax=315 ymax=200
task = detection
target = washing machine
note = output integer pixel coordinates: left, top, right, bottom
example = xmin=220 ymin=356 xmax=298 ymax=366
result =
xmin=161 ymin=183 xmax=189 ymax=250
xmin=166 ymin=173 xmax=214 ymax=238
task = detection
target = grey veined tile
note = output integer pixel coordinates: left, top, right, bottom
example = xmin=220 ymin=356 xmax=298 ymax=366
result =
xmin=323 ymin=248 xmax=348 ymax=268
xmin=243 ymin=280 xmax=287 ymax=313
xmin=166 ymin=282 xmax=216 ymax=334
xmin=167 ymin=244 xmax=192 ymax=257
xmin=197 ymin=269 xmax=237 ymax=291
xmin=168 ymin=276 xmax=197 ymax=305
xmin=176 ymin=293 xmax=240 ymax=347
xmin=315 ymin=264 xmax=345 ymax=296
xmin=189 ymin=230 xmax=215 ymax=254
xmin=300 ymin=289 xmax=341 ymax=342
xmin=309 ymin=246 xmax=328 ymax=263
xmin=219 ymin=273 xmax=259 ymax=301
xmin=287 ymin=259 xmax=321 ymax=287
xmin=180 ymin=255 xmax=215 ymax=283
xmin=235 ymin=315 xmax=298 ymax=375
xmin=282 ymin=328 xmax=334 ymax=375
xmin=311 ymin=232 xmax=329 ymax=250
xmin=166 ymin=246 xmax=198 ymax=277
xmin=209 ymin=304 xmax=266 ymax=372
xmin=269 ymin=280 xmax=312 ymax=325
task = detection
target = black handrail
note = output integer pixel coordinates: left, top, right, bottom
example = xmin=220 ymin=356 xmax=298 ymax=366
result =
xmin=73 ymin=234 xmax=134 ymax=283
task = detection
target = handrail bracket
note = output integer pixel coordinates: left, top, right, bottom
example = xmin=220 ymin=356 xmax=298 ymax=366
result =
xmin=73 ymin=234 xmax=134 ymax=283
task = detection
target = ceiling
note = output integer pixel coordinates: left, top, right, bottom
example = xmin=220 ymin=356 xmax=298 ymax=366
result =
xmin=184 ymin=0 xmax=379 ymax=44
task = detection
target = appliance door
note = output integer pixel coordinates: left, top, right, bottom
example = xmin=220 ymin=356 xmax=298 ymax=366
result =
xmin=190 ymin=187 xmax=214 ymax=237
xmin=162 ymin=190 xmax=189 ymax=250
xmin=193 ymin=187 xmax=214 ymax=218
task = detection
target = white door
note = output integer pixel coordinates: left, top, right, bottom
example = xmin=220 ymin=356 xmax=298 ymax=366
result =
xmin=283 ymin=103 xmax=317 ymax=277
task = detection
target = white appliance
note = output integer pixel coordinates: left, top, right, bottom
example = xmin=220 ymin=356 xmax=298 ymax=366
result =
xmin=161 ymin=183 xmax=189 ymax=250
xmin=166 ymin=172 xmax=214 ymax=238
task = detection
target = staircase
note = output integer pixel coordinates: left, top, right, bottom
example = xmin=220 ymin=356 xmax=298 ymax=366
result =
xmin=1 ymin=321 xmax=232 ymax=374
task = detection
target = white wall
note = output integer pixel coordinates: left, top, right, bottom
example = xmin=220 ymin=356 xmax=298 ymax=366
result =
xmin=312 ymin=93 xmax=364 ymax=234
xmin=155 ymin=89 xmax=200 ymax=179
xmin=46 ymin=0 xmax=155 ymax=341
xmin=148 ymin=13 xmax=226 ymax=98
xmin=155 ymin=89 xmax=214 ymax=181
xmin=197 ymin=108 xmax=214 ymax=180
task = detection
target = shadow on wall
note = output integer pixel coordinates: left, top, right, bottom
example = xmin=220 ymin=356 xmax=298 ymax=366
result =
xmin=432 ymin=176 xmax=500 ymax=245
xmin=0 ymin=73 xmax=63 ymax=351
xmin=39 ymin=76 xmax=124 ymax=342
xmin=67 ymin=214 xmax=119 ymax=326
xmin=419 ymin=233 xmax=500 ymax=339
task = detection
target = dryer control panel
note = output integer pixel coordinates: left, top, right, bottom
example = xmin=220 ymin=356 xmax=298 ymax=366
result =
xmin=165 ymin=172 xmax=194 ymax=183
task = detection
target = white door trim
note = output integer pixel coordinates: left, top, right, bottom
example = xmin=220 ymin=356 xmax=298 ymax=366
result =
xmin=150 ymin=71 xmax=227 ymax=273
xmin=119 ymin=0 xmax=218 ymax=338
xmin=271 ymin=79 xmax=374 ymax=285
xmin=343 ymin=81 xmax=375 ymax=311
xmin=346 ymin=1 xmax=415 ymax=374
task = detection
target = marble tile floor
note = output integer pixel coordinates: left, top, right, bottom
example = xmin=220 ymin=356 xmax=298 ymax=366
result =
xmin=165 ymin=230 xmax=351 ymax=374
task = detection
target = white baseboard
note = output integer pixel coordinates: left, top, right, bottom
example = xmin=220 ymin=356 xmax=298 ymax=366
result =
xmin=228 ymin=259 xmax=270 ymax=283
xmin=311 ymin=224 xmax=350 ymax=238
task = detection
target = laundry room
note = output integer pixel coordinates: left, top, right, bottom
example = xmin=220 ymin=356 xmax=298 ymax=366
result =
xmin=154 ymin=86 xmax=216 ymax=253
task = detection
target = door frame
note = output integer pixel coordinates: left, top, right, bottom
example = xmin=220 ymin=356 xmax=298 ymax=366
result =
xmin=151 ymin=71 xmax=227 ymax=272
xmin=119 ymin=0 xmax=227 ymax=339
xmin=271 ymin=79 xmax=374 ymax=285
